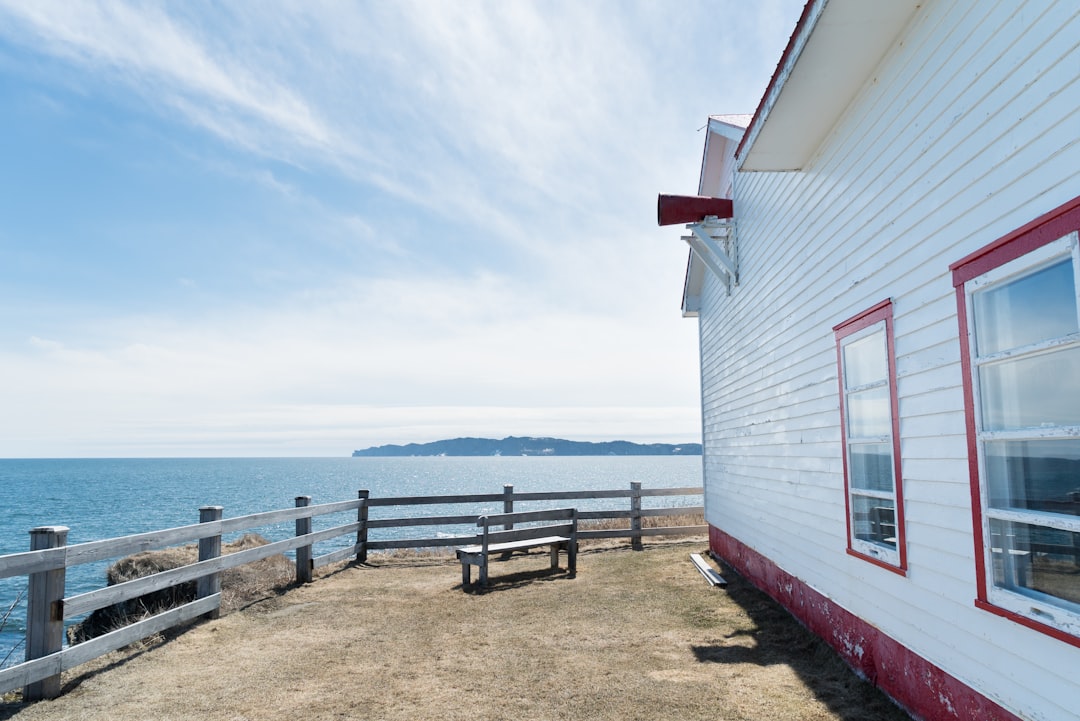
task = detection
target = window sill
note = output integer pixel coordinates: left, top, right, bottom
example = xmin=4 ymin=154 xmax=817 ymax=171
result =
xmin=975 ymin=598 xmax=1080 ymax=649
xmin=846 ymin=547 xmax=907 ymax=576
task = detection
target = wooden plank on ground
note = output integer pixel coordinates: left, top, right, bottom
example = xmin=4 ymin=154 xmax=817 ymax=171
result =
xmin=690 ymin=553 xmax=727 ymax=587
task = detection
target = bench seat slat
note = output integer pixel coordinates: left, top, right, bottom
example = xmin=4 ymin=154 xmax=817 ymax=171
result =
xmin=457 ymin=536 xmax=569 ymax=557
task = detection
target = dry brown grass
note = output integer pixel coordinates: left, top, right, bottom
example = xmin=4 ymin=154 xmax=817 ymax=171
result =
xmin=0 ymin=539 xmax=910 ymax=721
xmin=66 ymin=534 xmax=294 ymax=645
xmin=582 ymin=510 xmax=706 ymax=532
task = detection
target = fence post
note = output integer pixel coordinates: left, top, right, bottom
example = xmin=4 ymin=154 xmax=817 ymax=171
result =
xmin=630 ymin=482 xmax=643 ymax=551
xmin=24 ymin=525 xmax=68 ymax=701
xmin=357 ymin=490 xmax=369 ymax=564
xmin=498 ymin=484 xmax=516 ymax=560
xmin=197 ymin=506 xmax=223 ymax=619
xmin=295 ymin=496 xmax=313 ymax=584
xmin=503 ymin=484 xmax=514 ymax=529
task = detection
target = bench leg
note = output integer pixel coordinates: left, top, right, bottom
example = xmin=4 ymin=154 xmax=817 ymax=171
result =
xmin=550 ymin=544 xmax=559 ymax=570
xmin=461 ymin=561 xmax=471 ymax=587
xmin=568 ymin=541 xmax=577 ymax=576
xmin=479 ymin=557 xmax=488 ymax=588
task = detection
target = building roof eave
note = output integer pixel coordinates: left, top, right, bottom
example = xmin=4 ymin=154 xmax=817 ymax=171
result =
xmin=737 ymin=0 xmax=922 ymax=172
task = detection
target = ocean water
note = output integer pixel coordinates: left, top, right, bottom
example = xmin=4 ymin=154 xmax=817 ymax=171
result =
xmin=0 ymin=455 xmax=702 ymax=666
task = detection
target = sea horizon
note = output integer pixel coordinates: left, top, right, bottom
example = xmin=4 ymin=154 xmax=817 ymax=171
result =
xmin=0 ymin=455 xmax=703 ymax=665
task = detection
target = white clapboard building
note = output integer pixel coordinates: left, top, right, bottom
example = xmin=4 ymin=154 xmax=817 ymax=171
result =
xmin=661 ymin=2 xmax=1080 ymax=719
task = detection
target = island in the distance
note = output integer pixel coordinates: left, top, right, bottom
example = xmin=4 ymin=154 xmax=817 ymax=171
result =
xmin=352 ymin=436 xmax=702 ymax=457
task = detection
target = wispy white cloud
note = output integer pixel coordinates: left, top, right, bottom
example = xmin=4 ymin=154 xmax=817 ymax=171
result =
xmin=0 ymin=0 xmax=799 ymax=247
xmin=0 ymin=0 xmax=337 ymax=157
xmin=0 ymin=0 xmax=805 ymax=456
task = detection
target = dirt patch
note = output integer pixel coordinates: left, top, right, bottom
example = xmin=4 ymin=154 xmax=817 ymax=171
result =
xmin=0 ymin=540 xmax=910 ymax=721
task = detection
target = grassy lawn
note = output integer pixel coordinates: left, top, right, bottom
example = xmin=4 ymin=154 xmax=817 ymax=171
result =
xmin=1 ymin=539 xmax=910 ymax=721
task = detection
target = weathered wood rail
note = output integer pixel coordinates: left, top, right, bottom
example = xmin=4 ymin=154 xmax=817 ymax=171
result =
xmin=0 ymin=482 xmax=702 ymax=701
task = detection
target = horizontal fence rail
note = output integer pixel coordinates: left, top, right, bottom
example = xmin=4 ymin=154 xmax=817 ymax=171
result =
xmin=0 ymin=482 xmax=702 ymax=701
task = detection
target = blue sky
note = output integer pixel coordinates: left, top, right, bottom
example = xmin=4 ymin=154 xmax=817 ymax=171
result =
xmin=0 ymin=1 xmax=804 ymax=458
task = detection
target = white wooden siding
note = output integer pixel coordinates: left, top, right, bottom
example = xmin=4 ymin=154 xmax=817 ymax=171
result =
xmin=699 ymin=1 xmax=1080 ymax=719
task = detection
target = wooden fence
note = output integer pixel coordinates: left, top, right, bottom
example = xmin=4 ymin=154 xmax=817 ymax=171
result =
xmin=0 ymin=482 xmax=702 ymax=701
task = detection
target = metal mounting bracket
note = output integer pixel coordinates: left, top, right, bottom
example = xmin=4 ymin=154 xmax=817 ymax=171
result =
xmin=682 ymin=216 xmax=737 ymax=295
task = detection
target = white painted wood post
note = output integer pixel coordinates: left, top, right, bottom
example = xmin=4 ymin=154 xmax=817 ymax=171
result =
xmin=357 ymin=490 xmax=369 ymax=564
xmin=197 ymin=506 xmax=223 ymax=619
xmin=24 ymin=525 xmax=68 ymax=701
xmin=630 ymin=482 xmax=643 ymax=551
xmin=295 ymin=496 xmax=313 ymax=584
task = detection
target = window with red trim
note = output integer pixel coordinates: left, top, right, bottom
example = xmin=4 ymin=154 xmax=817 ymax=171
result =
xmin=834 ymin=300 xmax=907 ymax=572
xmin=952 ymin=196 xmax=1080 ymax=643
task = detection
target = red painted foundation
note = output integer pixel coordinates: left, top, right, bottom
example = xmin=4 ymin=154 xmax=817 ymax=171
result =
xmin=709 ymin=525 xmax=1023 ymax=721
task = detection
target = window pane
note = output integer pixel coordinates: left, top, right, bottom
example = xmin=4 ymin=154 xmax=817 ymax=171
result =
xmin=979 ymin=346 xmax=1080 ymax=430
xmin=986 ymin=440 xmax=1080 ymax=516
xmin=852 ymin=496 xmax=897 ymax=548
xmin=843 ymin=329 xmax=887 ymax=388
xmin=974 ymin=258 xmax=1078 ymax=356
xmin=989 ymin=518 xmax=1080 ymax=607
xmin=849 ymin=443 xmax=894 ymax=492
xmin=846 ymin=386 xmax=891 ymax=438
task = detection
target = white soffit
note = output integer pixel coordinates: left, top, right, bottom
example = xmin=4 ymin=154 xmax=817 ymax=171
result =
xmin=739 ymin=0 xmax=922 ymax=171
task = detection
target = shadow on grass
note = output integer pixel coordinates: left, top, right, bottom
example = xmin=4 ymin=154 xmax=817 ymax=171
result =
xmin=691 ymin=558 xmax=911 ymax=721
xmin=460 ymin=564 xmax=575 ymax=594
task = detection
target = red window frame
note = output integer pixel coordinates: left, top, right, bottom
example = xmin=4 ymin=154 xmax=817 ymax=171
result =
xmin=951 ymin=194 xmax=1080 ymax=648
xmin=833 ymin=299 xmax=907 ymax=574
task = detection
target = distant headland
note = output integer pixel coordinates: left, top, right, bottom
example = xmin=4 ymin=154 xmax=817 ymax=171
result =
xmin=352 ymin=436 xmax=702 ymax=457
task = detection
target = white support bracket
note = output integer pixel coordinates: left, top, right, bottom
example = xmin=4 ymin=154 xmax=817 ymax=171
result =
xmin=682 ymin=216 xmax=737 ymax=294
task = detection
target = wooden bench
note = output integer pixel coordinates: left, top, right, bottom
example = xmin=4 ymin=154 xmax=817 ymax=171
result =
xmin=456 ymin=508 xmax=578 ymax=589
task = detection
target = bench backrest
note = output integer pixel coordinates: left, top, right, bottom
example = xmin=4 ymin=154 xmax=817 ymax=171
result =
xmin=476 ymin=507 xmax=578 ymax=546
